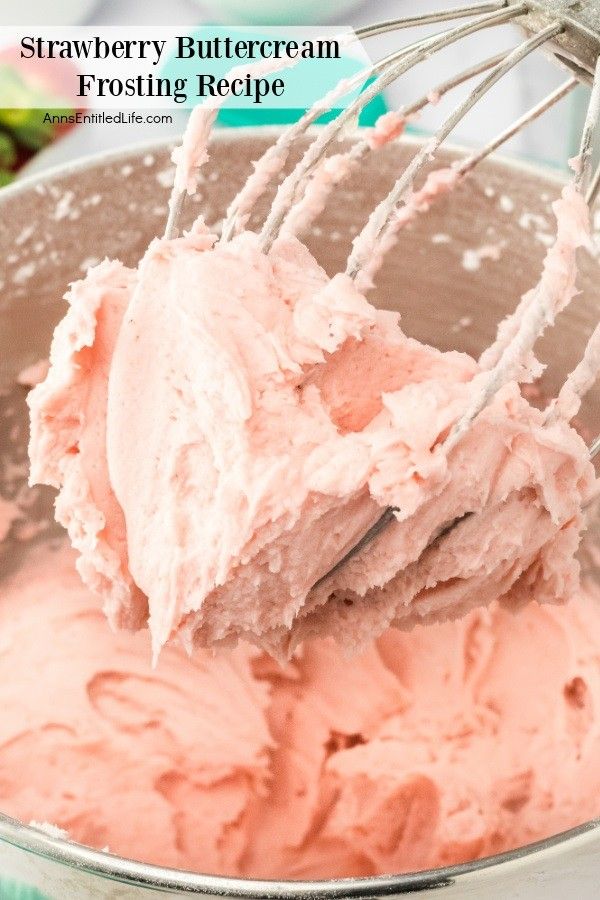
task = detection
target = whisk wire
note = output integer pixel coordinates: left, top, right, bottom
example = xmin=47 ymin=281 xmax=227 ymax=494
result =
xmin=355 ymin=1 xmax=511 ymax=39
xmin=220 ymin=39 xmax=429 ymax=242
xmin=576 ymin=56 xmax=600 ymax=192
xmin=311 ymin=24 xmax=600 ymax=584
xmin=444 ymin=53 xmax=599 ymax=450
xmin=404 ymin=51 xmax=509 ymax=116
xmin=457 ymin=76 xmax=578 ymax=175
xmin=224 ymin=49 xmax=511 ymax=242
xmin=588 ymin=163 xmax=600 ymax=204
xmin=281 ymin=74 xmax=578 ymax=242
xmin=346 ymin=21 xmax=563 ymax=280
xmin=259 ymin=4 xmax=527 ymax=250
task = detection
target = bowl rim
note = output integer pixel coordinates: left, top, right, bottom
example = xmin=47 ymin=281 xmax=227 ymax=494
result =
xmin=2 ymin=124 xmax=569 ymax=201
xmin=0 ymin=812 xmax=598 ymax=895
xmin=1 ymin=129 xmax=598 ymax=895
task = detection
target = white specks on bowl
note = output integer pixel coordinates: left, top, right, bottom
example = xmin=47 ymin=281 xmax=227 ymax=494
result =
xmin=52 ymin=190 xmax=75 ymax=222
xmin=431 ymin=233 xmax=451 ymax=244
xmin=0 ymin=495 xmax=21 ymax=542
xmin=462 ymin=249 xmax=480 ymax=272
xmin=80 ymin=256 xmax=100 ymax=271
xmin=143 ymin=154 xmax=155 ymax=167
xmin=14 ymin=224 xmax=35 ymax=246
xmin=484 ymin=185 xmax=495 ymax=198
xmin=12 ymin=262 xmax=36 ymax=284
xmin=120 ymin=164 xmax=134 ymax=177
xmin=17 ymin=358 xmax=49 ymax=387
xmin=535 ymin=231 xmax=554 ymax=247
xmin=452 ymin=315 xmax=473 ymax=332
xmin=462 ymin=241 xmax=506 ymax=272
xmin=156 ymin=167 xmax=175 ymax=189
xmin=519 ymin=211 xmax=549 ymax=231
xmin=29 ymin=821 xmax=69 ymax=841
xmin=499 ymin=195 xmax=514 ymax=213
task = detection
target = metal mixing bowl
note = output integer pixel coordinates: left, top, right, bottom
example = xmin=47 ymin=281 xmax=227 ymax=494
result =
xmin=0 ymin=130 xmax=599 ymax=899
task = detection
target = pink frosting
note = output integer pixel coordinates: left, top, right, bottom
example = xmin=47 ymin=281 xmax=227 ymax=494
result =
xmin=29 ymin=209 xmax=597 ymax=659
xmin=367 ymin=111 xmax=407 ymax=149
xmin=281 ymin=150 xmax=361 ymax=238
xmin=172 ymin=53 xmax=316 ymax=198
xmin=2 ymin=538 xmax=600 ymax=876
xmin=479 ymin=184 xmax=592 ymax=372
xmin=28 ymin=259 xmax=147 ymax=629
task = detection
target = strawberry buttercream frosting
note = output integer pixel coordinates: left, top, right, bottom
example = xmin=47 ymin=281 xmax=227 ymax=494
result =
xmin=28 ymin=178 xmax=597 ymax=659
xmin=1 ymin=537 xmax=600 ymax=876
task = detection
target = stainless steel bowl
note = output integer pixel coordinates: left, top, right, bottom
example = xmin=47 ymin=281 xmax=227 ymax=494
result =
xmin=0 ymin=130 xmax=599 ymax=899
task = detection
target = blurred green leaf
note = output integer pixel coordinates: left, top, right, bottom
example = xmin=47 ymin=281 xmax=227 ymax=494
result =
xmin=0 ymin=169 xmax=14 ymax=187
xmin=0 ymin=108 xmax=27 ymax=128
xmin=0 ymin=64 xmax=75 ymax=154
xmin=11 ymin=116 xmax=54 ymax=150
xmin=0 ymin=129 xmax=17 ymax=168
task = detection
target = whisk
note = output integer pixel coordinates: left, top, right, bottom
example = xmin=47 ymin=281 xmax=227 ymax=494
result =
xmin=165 ymin=0 xmax=600 ymax=585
